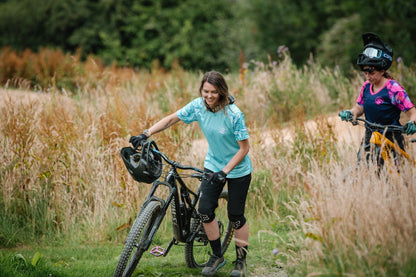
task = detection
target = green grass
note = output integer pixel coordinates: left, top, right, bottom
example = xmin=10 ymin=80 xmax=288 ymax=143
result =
xmin=0 ymin=214 xmax=289 ymax=277
xmin=1 ymin=243 xmax=118 ymax=277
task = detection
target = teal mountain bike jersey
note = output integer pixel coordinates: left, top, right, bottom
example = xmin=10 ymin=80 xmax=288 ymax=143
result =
xmin=177 ymin=97 xmax=253 ymax=178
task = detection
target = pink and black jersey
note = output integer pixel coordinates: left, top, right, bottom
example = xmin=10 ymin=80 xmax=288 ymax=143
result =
xmin=356 ymin=80 xmax=414 ymax=125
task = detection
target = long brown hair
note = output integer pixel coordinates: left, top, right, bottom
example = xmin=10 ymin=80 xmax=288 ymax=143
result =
xmin=383 ymin=70 xmax=394 ymax=80
xmin=199 ymin=71 xmax=229 ymax=113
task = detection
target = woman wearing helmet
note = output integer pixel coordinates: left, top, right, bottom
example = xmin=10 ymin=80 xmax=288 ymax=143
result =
xmin=339 ymin=32 xmax=416 ymax=163
xmin=130 ymin=71 xmax=252 ymax=277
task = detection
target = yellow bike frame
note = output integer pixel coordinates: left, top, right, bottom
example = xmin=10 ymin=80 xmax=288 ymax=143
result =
xmin=370 ymin=131 xmax=415 ymax=167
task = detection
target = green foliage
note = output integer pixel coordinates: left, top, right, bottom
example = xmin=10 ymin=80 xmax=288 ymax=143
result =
xmin=1 ymin=0 xmax=416 ymax=71
xmin=0 ymin=252 xmax=62 ymax=277
xmin=99 ymin=0 xmax=240 ymax=71
xmin=248 ymin=0 xmax=336 ymax=65
xmin=248 ymin=0 xmax=416 ymax=69
xmin=0 ymin=0 xmax=241 ymax=71
xmin=0 ymin=245 xmax=117 ymax=277
xmin=0 ymin=0 xmax=52 ymax=50
xmin=316 ymin=14 xmax=362 ymax=73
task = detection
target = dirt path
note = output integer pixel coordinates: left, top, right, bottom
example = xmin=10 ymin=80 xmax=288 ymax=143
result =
xmin=0 ymin=88 xmax=363 ymax=158
xmin=190 ymin=115 xmax=363 ymax=159
xmin=0 ymin=88 xmax=50 ymax=104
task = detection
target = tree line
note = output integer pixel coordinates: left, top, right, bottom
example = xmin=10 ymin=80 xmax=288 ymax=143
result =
xmin=0 ymin=0 xmax=415 ymax=72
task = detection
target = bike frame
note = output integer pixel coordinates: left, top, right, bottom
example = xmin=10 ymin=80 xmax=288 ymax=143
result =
xmin=114 ymin=141 xmax=234 ymax=276
xmin=370 ymin=131 xmax=413 ymax=163
xmin=135 ymin=149 xmax=204 ymax=256
xmin=352 ymin=118 xmax=416 ymax=170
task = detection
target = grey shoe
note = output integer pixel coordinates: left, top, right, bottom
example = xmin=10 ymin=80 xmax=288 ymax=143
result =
xmin=230 ymin=258 xmax=246 ymax=277
xmin=202 ymin=254 xmax=226 ymax=276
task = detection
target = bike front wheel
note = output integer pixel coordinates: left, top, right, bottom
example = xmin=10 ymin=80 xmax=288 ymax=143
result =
xmin=113 ymin=200 xmax=162 ymax=277
xmin=184 ymin=190 xmax=234 ymax=268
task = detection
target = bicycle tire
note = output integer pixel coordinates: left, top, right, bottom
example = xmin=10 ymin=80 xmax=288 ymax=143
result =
xmin=184 ymin=190 xmax=234 ymax=268
xmin=113 ymin=201 xmax=162 ymax=277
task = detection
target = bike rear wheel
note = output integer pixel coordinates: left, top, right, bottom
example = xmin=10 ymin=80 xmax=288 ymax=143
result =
xmin=184 ymin=190 xmax=234 ymax=268
xmin=113 ymin=200 xmax=162 ymax=277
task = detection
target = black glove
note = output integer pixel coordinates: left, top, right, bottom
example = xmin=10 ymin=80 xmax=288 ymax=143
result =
xmin=208 ymin=170 xmax=227 ymax=184
xmin=129 ymin=134 xmax=148 ymax=149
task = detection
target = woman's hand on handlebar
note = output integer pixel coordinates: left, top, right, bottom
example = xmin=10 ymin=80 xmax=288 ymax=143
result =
xmin=129 ymin=134 xmax=148 ymax=149
xmin=207 ymin=170 xmax=227 ymax=185
xmin=405 ymin=121 xmax=416 ymax=135
xmin=339 ymin=110 xmax=353 ymax=122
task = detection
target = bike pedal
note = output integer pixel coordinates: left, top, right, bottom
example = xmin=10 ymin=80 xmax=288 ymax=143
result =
xmin=150 ymin=246 xmax=165 ymax=257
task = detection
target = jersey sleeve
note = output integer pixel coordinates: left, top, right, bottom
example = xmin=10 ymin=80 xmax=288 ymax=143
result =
xmin=387 ymin=80 xmax=415 ymax=112
xmin=176 ymin=98 xmax=203 ymax=124
xmin=356 ymin=81 xmax=369 ymax=106
xmin=232 ymin=109 xmax=249 ymax=141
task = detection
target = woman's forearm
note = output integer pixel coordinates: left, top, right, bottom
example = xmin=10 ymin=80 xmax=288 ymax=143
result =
xmin=148 ymin=113 xmax=180 ymax=136
xmin=350 ymin=104 xmax=364 ymax=118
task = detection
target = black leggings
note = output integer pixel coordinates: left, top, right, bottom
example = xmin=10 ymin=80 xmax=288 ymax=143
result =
xmin=198 ymin=168 xmax=251 ymax=228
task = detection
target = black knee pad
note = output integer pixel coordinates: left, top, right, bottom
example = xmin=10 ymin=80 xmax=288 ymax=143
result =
xmin=198 ymin=211 xmax=216 ymax=223
xmin=229 ymin=214 xmax=246 ymax=229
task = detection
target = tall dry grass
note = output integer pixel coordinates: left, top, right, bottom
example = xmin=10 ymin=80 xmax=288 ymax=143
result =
xmin=1 ymin=49 xmax=416 ymax=275
xmin=277 ymin=140 xmax=416 ymax=276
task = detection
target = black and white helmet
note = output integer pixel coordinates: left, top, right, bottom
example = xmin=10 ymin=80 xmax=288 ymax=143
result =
xmin=357 ymin=32 xmax=393 ymax=70
xmin=120 ymin=140 xmax=162 ymax=184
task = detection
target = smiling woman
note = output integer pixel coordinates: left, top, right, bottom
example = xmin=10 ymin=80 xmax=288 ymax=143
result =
xmin=199 ymin=71 xmax=230 ymax=113
xmin=201 ymin=82 xmax=220 ymax=110
xmin=129 ymin=71 xmax=253 ymax=277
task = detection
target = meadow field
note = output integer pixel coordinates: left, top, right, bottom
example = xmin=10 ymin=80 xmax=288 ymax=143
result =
xmin=1 ymin=50 xmax=416 ymax=276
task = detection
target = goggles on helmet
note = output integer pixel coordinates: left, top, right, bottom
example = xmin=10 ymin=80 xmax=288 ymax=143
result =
xmin=361 ymin=66 xmax=376 ymax=73
xmin=362 ymin=47 xmax=392 ymax=61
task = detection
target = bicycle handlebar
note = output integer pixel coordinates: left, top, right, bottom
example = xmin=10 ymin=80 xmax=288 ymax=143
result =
xmin=349 ymin=117 xmax=406 ymax=133
xmin=152 ymin=148 xmax=204 ymax=173
xmin=346 ymin=117 xmax=416 ymax=144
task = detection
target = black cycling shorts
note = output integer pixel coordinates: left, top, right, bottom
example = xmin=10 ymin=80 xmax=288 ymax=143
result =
xmin=198 ymin=168 xmax=251 ymax=221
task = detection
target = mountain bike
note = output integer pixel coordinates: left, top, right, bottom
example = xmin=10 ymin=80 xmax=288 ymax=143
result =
xmin=346 ymin=117 xmax=415 ymax=171
xmin=114 ymin=140 xmax=234 ymax=277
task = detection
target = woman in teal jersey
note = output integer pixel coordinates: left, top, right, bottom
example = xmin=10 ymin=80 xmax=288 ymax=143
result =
xmin=130 ymin=71 xmax=252 ymax=277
